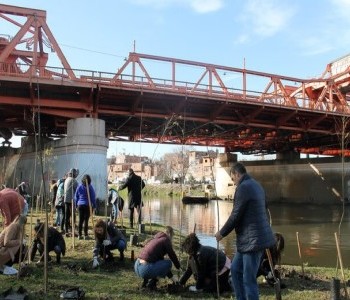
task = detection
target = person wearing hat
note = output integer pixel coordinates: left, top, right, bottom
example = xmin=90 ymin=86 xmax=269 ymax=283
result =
xmin=118 ymin=168 xmax=145 ymax=229
xmin=63 ymin=168 xmax=79 ymax=236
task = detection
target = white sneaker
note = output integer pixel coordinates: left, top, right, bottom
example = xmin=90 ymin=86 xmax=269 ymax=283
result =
xmin=189 ymin=286 xmax=203 ymax=292
xmin=3 ymin=265 xmax=18 ymax=275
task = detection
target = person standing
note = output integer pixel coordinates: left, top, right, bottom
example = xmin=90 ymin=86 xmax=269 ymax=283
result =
xmin=63 ymin=168 xmax=79 ymax=236
xmin=134 ymin=226 xmax=180 ymax=290
xmin=118 ymin=169 xmax=145 ymax=228
xmin=75 ymin=174 xmax=96 ymax=240
xmin=215 ymin=162 xmax=275 ymax=300
xmin=50 ymin=179 xmax=58 ymax=226
xmin=55 ymin=177 xmax=66 ymax=232
xmin=0 ymin=188 xmax=25 ymax=227
xmin=108 ymin=187 xmax=124 ymax=224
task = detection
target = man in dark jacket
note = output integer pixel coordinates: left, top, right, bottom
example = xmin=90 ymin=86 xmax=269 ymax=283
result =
xmin=118 ymin=169 xmax=145 ymax=228
xmin=30 ymin=221 xmax=66 ymax=264
xmin=215 ymin=162 xmax=275 ymax=300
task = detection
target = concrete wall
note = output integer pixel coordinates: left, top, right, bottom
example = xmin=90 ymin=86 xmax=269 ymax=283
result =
xmin=213 ymin=154 xmax=349 ymax=204
xmin=244 ymin=157 xmax=350 ymax=204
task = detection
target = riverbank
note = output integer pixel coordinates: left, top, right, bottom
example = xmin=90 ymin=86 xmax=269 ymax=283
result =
xmin=1 ymin=216 xmax=349 ymax=299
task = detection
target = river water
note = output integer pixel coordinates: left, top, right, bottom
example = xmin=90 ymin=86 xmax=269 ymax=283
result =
xmin=131 ymin=196 xmax=350 ymax=268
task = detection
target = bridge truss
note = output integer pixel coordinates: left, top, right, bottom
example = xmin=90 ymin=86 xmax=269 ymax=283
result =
xmin=0 ymin=4 xmax=350 ymax=155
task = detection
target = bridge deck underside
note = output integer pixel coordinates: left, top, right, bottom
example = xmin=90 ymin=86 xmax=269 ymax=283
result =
xmin=0 ymin=78 xmax=345 ymax=155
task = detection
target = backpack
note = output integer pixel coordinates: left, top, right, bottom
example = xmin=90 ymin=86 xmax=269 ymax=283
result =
xmin=108 ymin=188 xmax=124 ymax=211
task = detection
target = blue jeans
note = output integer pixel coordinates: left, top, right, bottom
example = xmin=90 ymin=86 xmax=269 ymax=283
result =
xmin=99 ymin=239 xmax=126 ymax=257
xmin=134 ymin=258 xmax=172 ymax=280
xmin=231 ymin=250 xmax=263 ymax=300
xmin=55 ymin=206 xmax=64 ymax=226
xmin=111 ymin=203 xmax=118 ymax=222
xmin=113 ymin=239 xmax=126 ymax=252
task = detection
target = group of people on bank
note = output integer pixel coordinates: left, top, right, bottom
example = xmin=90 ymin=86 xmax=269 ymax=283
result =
xmin=133 ymin=162 xmax=282 ymax=299
xmin=0 ymin=167 xmax=140 ymax=275
xmin=0 ymin=163 xmax=282 ymax=299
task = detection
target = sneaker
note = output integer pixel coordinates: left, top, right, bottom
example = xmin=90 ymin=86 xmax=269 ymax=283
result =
xmin=78 ymin=236 xmax=83 ymax=240
xmin=3 ymin=265 xmax=18 ymax=275
xmin=170 ymin=275 xmax=179 ymax=284
xmin=84 ymin=235 xmax=91 ymax=240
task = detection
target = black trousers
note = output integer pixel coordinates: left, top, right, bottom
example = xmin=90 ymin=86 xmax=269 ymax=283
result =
xmin=78 ymin=205 xmax=90 ymax=236
xmin=129 ymin=205 xmax=141 ymax=228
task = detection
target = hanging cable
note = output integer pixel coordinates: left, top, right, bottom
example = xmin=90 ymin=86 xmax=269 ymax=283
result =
xmin=33 ymin=69 xmax=49 ymax=293
xmin=206 ymin=145 xmax=221 ymax=299
xmin=138 ymin=104 xmax=144 ymax=235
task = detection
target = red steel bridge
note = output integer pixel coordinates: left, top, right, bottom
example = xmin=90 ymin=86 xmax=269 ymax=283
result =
xmin=1 ymin=4 xmax=350 ymax=155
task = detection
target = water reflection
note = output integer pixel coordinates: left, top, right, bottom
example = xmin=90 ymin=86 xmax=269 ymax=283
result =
xmin=138 ymin=196 xmax=350 ymax=267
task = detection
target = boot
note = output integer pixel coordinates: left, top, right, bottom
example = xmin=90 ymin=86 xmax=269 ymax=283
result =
xmin=56 ymin=253 xmax=61 ymax=264
xmin=141 ymin=278 xmax=149 ymax=288
xmin=146 ymin=278 xmax=158 ymax=290
xmin=119 ymin=251 xmax=124 ymax=261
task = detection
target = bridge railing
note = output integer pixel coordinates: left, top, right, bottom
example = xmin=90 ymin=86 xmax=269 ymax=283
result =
xmin=0 ymin=61 xmax=349 ymax=115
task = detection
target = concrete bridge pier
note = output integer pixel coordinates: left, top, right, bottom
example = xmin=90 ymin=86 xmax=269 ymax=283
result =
xmin=4 ymin=117 xmax=109 ymax=203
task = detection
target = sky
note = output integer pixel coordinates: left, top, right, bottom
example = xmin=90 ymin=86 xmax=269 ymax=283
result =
xmin=1 ymin=0 xmax=350 ymax=158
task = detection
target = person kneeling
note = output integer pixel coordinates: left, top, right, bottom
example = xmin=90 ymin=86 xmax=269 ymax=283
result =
xmin=134 ymin=226 xmax=181 ymax=290
xmin=180 ymin=233 xmax=232 ymax=293
xmin=92 ymin=219 xmax=126 ymax=268
xmin=0 ymin=215 xmax=27 ymax=275
xmin=30 ymin=221 xmax=66 ymax=264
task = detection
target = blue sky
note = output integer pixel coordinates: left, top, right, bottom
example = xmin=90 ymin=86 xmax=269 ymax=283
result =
xmin=2 ymin=0 xmax=350 ymax=158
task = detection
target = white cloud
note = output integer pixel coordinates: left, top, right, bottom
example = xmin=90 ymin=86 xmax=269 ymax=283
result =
xmin=301 ymin=37 xmax=335 ymax=56
xmin=189 ymin=0 xmax=224 ymax=13
xmin=235 ymin=34 xmax=250 ymax=45
xmin=125 ymin=0 xmax=224 ymax=13
xmin=298 ymin=0 xmax=350 ymax=57
xmin=331 ymin=0 xmax=350 ymax=20
xmin=243 ymin=0 xmax=296 ymax=37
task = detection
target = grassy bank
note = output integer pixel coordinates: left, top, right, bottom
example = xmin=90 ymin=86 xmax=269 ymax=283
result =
xmin=112 ymin=183 xmax=206 ymax=199
xmin=1 ymin=216 xmax=349 ymax=299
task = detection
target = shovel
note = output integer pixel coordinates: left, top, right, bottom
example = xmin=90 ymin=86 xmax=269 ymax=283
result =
xmin=266 ymin=248 xmax=282 ymax=300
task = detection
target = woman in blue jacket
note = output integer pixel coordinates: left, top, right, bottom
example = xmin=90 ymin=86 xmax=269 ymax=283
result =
xmin=75 ymin=174 xmax=96 ymax=240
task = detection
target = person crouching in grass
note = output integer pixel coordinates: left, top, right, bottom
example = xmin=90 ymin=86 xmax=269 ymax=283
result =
xmin=92 ymin=219 xmax=126 ymax=268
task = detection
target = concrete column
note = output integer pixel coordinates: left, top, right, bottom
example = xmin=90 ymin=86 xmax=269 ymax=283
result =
xmin=11 ymin=118 xmax=109 ymax=201
xmin=51 ymin=118 xmax=109 ymax=200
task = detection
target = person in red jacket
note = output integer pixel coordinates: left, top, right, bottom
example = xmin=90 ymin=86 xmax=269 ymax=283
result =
xmin=134 ymin=226 xmax=180 ymax=290
xmin=0 ymin=188 xmax=25 ymax=227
